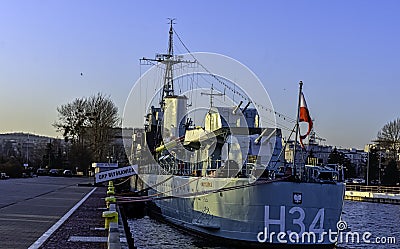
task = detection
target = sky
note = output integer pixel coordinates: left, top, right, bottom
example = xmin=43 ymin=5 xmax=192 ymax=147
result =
xmin=0 ymin=0 xmax=399 ymax=149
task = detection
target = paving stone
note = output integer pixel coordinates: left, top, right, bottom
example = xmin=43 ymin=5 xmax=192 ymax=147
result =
xmin=39 ymin=188 xmax=108 ymax=249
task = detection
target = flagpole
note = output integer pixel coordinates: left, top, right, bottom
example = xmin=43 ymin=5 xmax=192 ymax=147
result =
xmin=293 ymin=81 xmax=303 ymax=180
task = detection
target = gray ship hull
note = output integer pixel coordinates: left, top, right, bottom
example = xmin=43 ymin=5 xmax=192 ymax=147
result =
xmin=132 ymin=174 xmax=345 ymax=247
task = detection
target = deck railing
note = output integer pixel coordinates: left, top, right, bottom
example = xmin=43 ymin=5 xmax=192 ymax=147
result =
xmin=346 ymin=184 xmax=400 ymax=194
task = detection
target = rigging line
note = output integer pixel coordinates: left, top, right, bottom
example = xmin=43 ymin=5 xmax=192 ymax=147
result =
xmin=233 ymin=84 xmax=235 ymax=103
xmin=204 ymin=99 xmax=291 ymax=131
xmin=195 ymin=73 xmax=252 ymax=110
xmin=157 ymin=66 xmax=164 ymax=102
xmin=271 ymin=124 xmax=296 ymax=169
xmin=194 ymin=71 xmax=220 ymax=89
xmin=190 ymin=71 xmax=194 ymax=104
xmin=175 ymin=70 xmax=263 ymax=124
xmin=174 ymin=42 xmax=184 ymax=55
xmin=139 ymin=62 xmax=142 ymax=111
xmin=257 ymin=113 xmax=294 ymax=131
xmin=173 ymin=28 xmax=296 ymax=124
xmin=174 ymin=28 xmax=247 ymax=97
xmin=193 ymin=72 xmax=199 ymax=122
xmin=142 ymin=65 xmax=149 ymax=112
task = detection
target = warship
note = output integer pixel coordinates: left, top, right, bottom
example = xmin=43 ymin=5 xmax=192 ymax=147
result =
xmin=127 ymin=21 xmax=345 ymax=247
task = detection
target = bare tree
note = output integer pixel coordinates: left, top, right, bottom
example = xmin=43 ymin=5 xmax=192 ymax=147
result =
xmin=54 ymin=93 xmax=120 ymax=166
xmin=377 ymin=118 xmax=400 ymax=158
xmin=54 ymin=97 xmax=87 ymax=143
xmin=85 ymin=93 xmax=119 ymax=162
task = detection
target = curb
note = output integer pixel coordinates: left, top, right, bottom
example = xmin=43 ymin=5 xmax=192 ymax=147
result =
xmin=28 ymin=187 xmax=97 ymax=249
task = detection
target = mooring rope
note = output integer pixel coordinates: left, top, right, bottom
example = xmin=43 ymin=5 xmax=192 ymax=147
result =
xmin=116 ymin=175 xmax=290 ymax=203
xmin=113 ymin=176 xmax=133 ymax=186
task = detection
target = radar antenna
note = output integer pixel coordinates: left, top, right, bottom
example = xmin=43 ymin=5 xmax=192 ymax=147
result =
xmin=201 ymin=84 xmax=224 ymax=108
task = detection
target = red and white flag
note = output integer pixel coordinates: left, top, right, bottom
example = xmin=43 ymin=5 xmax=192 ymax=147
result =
xmin=299 ymin=92 xmax=313 ymax=147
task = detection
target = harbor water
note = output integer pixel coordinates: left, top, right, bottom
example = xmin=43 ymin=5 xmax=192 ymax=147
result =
xmin=128 ymin=201 xmax=399 ymax=248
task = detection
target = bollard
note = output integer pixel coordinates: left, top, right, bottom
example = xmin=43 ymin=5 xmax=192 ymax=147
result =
xmin=107 ymin=181 xmax=115 ymax=195
xmin=102 ymin=211 xmax=118 ymax=229
xmin=105 ymin=196 xmax=116 ymax=208
xmin=107 ymin=187 xmax=115 ymax=196
xmin=108 ymin=181 xmax=114 ymax=188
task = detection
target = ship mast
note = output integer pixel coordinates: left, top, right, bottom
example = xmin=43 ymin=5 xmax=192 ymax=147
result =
xmin=162 ymin=19 xmax=176 ymax=102
xmin=140 ymin=18 xmax=195 ymax=109
xmin=293 ymin=81 xmax=303 ymax=180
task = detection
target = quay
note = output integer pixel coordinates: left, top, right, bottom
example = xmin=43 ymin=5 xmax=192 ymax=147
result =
xmin=0 ymin=176 xmax=131 ymax=249
xmin=345 ymin=184 xmax=400 ymax=204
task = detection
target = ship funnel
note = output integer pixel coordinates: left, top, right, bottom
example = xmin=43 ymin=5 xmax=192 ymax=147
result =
xmin=163 ymin=95 xmax=188 ymax=138
xmin=232 ymin=101 xmax=243 ymax=115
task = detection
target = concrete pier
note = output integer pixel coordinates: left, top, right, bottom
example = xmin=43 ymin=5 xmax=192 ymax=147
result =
xmin=345 ymin=184 xmax=400 ymax=204
xmin=0 ymin=176 xmax=94 ymax=248
xmin=0 ymin=176 xmax=129 ymax=249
